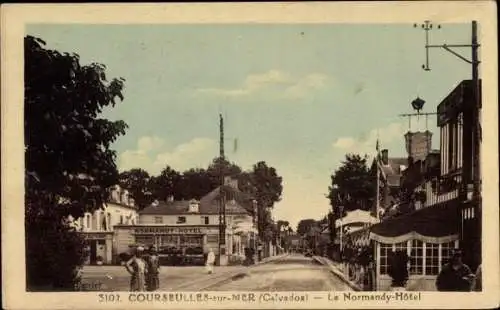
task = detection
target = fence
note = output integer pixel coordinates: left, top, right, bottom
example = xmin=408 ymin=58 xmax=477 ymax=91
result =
xmin=336 ymin=261 xmax=375 ymax=291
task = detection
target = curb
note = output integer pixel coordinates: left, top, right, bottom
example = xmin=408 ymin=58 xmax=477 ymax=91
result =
xmin=313 ymin=256 xmax=362 ymax=291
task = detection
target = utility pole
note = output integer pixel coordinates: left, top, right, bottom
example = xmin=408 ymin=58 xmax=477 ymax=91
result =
xmin=415 ymin=20 xmax=481 ymax=269
xmin=218 ymin=114 xmax=227 ymax=266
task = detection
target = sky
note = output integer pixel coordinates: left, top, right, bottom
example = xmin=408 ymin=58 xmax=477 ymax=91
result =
xmin=27 ymin=23 xmax=472 ymax=229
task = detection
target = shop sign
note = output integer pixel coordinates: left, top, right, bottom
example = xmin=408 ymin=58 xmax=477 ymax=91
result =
xmin=82 ymin=233 xmax=106 ymax=240
xmin=134 ymin=227 xmax=202 ymax=235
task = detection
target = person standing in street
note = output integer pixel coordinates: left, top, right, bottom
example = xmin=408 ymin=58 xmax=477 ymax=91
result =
xmin=205 ymin=248 xmax=216 ymax=274
xmin=436 ymin=249 xmax=475 ymax=291
xmin=125 ymin=246 xmax=147 ymax=291
xmin=146 ymin=246 xmax=160 ymax=291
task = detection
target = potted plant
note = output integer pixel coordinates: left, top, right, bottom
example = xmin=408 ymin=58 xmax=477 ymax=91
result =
xmin=387 ymin=251 xmax=409 ymax=291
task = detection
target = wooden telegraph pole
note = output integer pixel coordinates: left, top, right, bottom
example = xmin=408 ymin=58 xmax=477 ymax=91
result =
xmin=218 ymin=114 xmax=227 ymax=266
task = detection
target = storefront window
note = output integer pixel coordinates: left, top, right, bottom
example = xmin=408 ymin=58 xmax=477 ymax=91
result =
xmin=440 ymin=241 xmax=455 ymax=266
xmin=136 ymin=235 xmax=154 ymax=246
xmin=425 ymin=242 xmax=440 ymax=275
xmin=410 ymin=240 xmax=423 ymax=275
xmin=379 ymin=243 xmax=392 ymax=275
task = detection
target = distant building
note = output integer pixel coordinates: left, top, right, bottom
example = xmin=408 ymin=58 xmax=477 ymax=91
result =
xmin=374 ymin=149 xmax=408 ymax=218
xmin=113 ymin=177 xmax=257 ymax=264
xmin=71 ymin=185 xmax=139 ymax=265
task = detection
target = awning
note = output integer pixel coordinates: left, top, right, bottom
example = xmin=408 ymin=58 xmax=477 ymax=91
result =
xmin=369 ymin=199 xmax=461 ymax=244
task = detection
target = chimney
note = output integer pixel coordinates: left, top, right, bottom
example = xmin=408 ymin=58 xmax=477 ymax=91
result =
xmin=405 ymin=131 xmax=433 ymax=162
xmin=381 ymin=149 xmax=389 ymax=165
xmin=167 ymin=195 xmax=174 ymax=203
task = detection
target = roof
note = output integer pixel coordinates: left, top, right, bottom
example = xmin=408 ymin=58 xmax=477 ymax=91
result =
xmin=380 ymin=157 xmax=407 ymax=187
xmin=140 ymin=184 xmax=253 ymax=215
xmin=335 ymin=209 xmax=379 ymax=228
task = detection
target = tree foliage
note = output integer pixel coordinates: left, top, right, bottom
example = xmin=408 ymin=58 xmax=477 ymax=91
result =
xmin=207 ymin=157 xmax=242 ymax=189
xmin=177 ymin=168 xmax=214 ymax=200
xmin=118 ymin=168 xmax=153 ymax=209
xmin=296 ymin=219 xmax=317 ymax=236
xmin=327 ymin=154 xmax=376 ymax=215
xmin=25 ymin=36 xmax=127 ymax=290
xmin=149 ymin=166 xmax=182 ymax=201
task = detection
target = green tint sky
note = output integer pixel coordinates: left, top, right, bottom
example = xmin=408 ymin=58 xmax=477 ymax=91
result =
xmin=27 ymin=23 xmax=472 ymax=228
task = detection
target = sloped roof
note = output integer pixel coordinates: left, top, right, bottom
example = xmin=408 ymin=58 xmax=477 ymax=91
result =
xmin=140 ymin=184 xmax=253 ymax=215
xmin=335 ymin=209 xmax=379 ymax=228
xmin=380 ymin=157 xmax=407 ymax=187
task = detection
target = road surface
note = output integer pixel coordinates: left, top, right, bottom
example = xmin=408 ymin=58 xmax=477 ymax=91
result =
xmin=207 ymin=254 xmax=352 ymax=291
xmin=80 ymin=254 xmax=351 ymax=291
xmin=80 ymin=265 xmax=245 ymax=291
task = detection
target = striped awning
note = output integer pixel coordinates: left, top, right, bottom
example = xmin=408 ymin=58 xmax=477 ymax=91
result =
xmin=369 ymin=199 xmax=461 ymax=244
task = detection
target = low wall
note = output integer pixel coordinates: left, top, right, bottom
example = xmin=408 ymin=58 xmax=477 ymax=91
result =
xmin=377 ymin=275 xmax=437 ymax=291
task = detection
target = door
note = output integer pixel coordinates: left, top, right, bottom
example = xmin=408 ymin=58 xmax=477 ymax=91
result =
xmin=90 ymin=240 xmax=97 ymax=264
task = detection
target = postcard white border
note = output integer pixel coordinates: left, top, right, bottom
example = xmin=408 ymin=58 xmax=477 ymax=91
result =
xmin=2 ymin=2 xmax=499 ymax=309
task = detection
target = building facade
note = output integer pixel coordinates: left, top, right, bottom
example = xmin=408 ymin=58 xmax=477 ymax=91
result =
xmin=72 ymin=185 xmax=139 ymax=265
xmin=369 ymin=80 xmax=478 ymax=291
xmin=112 ymin=177 xmax=258 ymax=265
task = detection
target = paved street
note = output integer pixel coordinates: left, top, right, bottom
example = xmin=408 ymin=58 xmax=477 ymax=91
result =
xmin=81 ymin=265 xmax=245 ymax=291
xmin=80 ymin=254 xmax=351 ymax=291
xmin=207 ymin=254 xmax=353 ymax=291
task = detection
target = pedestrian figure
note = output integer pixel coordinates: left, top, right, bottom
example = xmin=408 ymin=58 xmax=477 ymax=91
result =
xmin=125 ymin=246 xmax=147 ymax=291
xmin=436 ymin=249 xmax=475 ymax=291
xmin=146 ymin=245 xmax=160 ymax=291
xmin=205 ymin=248 xmax=215 ymax=274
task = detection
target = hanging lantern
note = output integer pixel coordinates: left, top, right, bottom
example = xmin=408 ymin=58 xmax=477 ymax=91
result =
xmin=411 ymin=97 xmax=425 ymax=113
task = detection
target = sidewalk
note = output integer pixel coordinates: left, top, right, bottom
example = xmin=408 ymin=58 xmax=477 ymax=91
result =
xmin=169 ymin=253 xmax=289 ymax=291
xmin=312 ymin=256 xmax=362 ymax=291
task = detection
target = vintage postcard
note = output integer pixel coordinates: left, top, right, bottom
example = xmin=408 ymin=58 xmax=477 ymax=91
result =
xmin=1 ymin=2 xmax=499 ymax=309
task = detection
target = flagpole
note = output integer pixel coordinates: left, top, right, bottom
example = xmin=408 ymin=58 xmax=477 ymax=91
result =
xmin=375 ymin=138 xmax=381 ymax=221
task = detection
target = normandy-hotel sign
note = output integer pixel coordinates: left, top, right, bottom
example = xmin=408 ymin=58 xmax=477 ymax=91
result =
xmin=133 ymin=227 xmax=203 ymax=235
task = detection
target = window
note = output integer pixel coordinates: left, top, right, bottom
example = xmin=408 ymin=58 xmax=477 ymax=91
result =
xmin=107 ymin=213 xmax=111 ymax=231
xmin=447 ymin=122 xmax=453 ymax=170
xmin=136 ymin=235 xmax=154 ymax=246
xmin=177 ymin=216 xmax=186 ymax=224
xmin=86 ymin=214 xmax=91 ymax=229
xmin=410 ymin=240 xmax=423 ymax=275
xmin=120 ymin=215 xmax=124 ymax=224
xmin=207 ymin=234 xmax=219 ymax=244
xmin=379 ymin=243 xmax=392 ymax=275
xmin=154 ymin=216 xmax=163 ymax=224
xmin=202 ymin=216 xmax=209 ymax=225
xmin=425 ymin=242 xmax=440 ymax=275
xmin=440 ymin=241 xmax=456 ymax=266
xmin=181 ymin=235 xmax=203 ymax=246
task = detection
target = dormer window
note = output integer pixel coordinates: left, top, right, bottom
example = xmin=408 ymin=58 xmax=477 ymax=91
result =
xmin=188 ymin=199 xmax=199 ymax=213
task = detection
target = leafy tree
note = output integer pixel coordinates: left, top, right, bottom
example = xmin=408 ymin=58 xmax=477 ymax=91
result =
xmin=296 ymin=219 xmax=317 ymax=236
xmin=177 ymin=168 xmax=213 ymax=200
xmin=150 ymin=165 xmax=182 ymax=201
xmin=249 ymin=161 xmax=283 ymax=241
xmin=207 ymin=157 xmax=242 ymax=188
xmin=251 ymin=161 xmax=283 ymax=209
xmin=118 ymin=168 xmax=153 ymax=209
xmin=327 ymin=154 xmax=376 ymax=214
xmin=25 ymin=36 xmax=127 ymax=290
